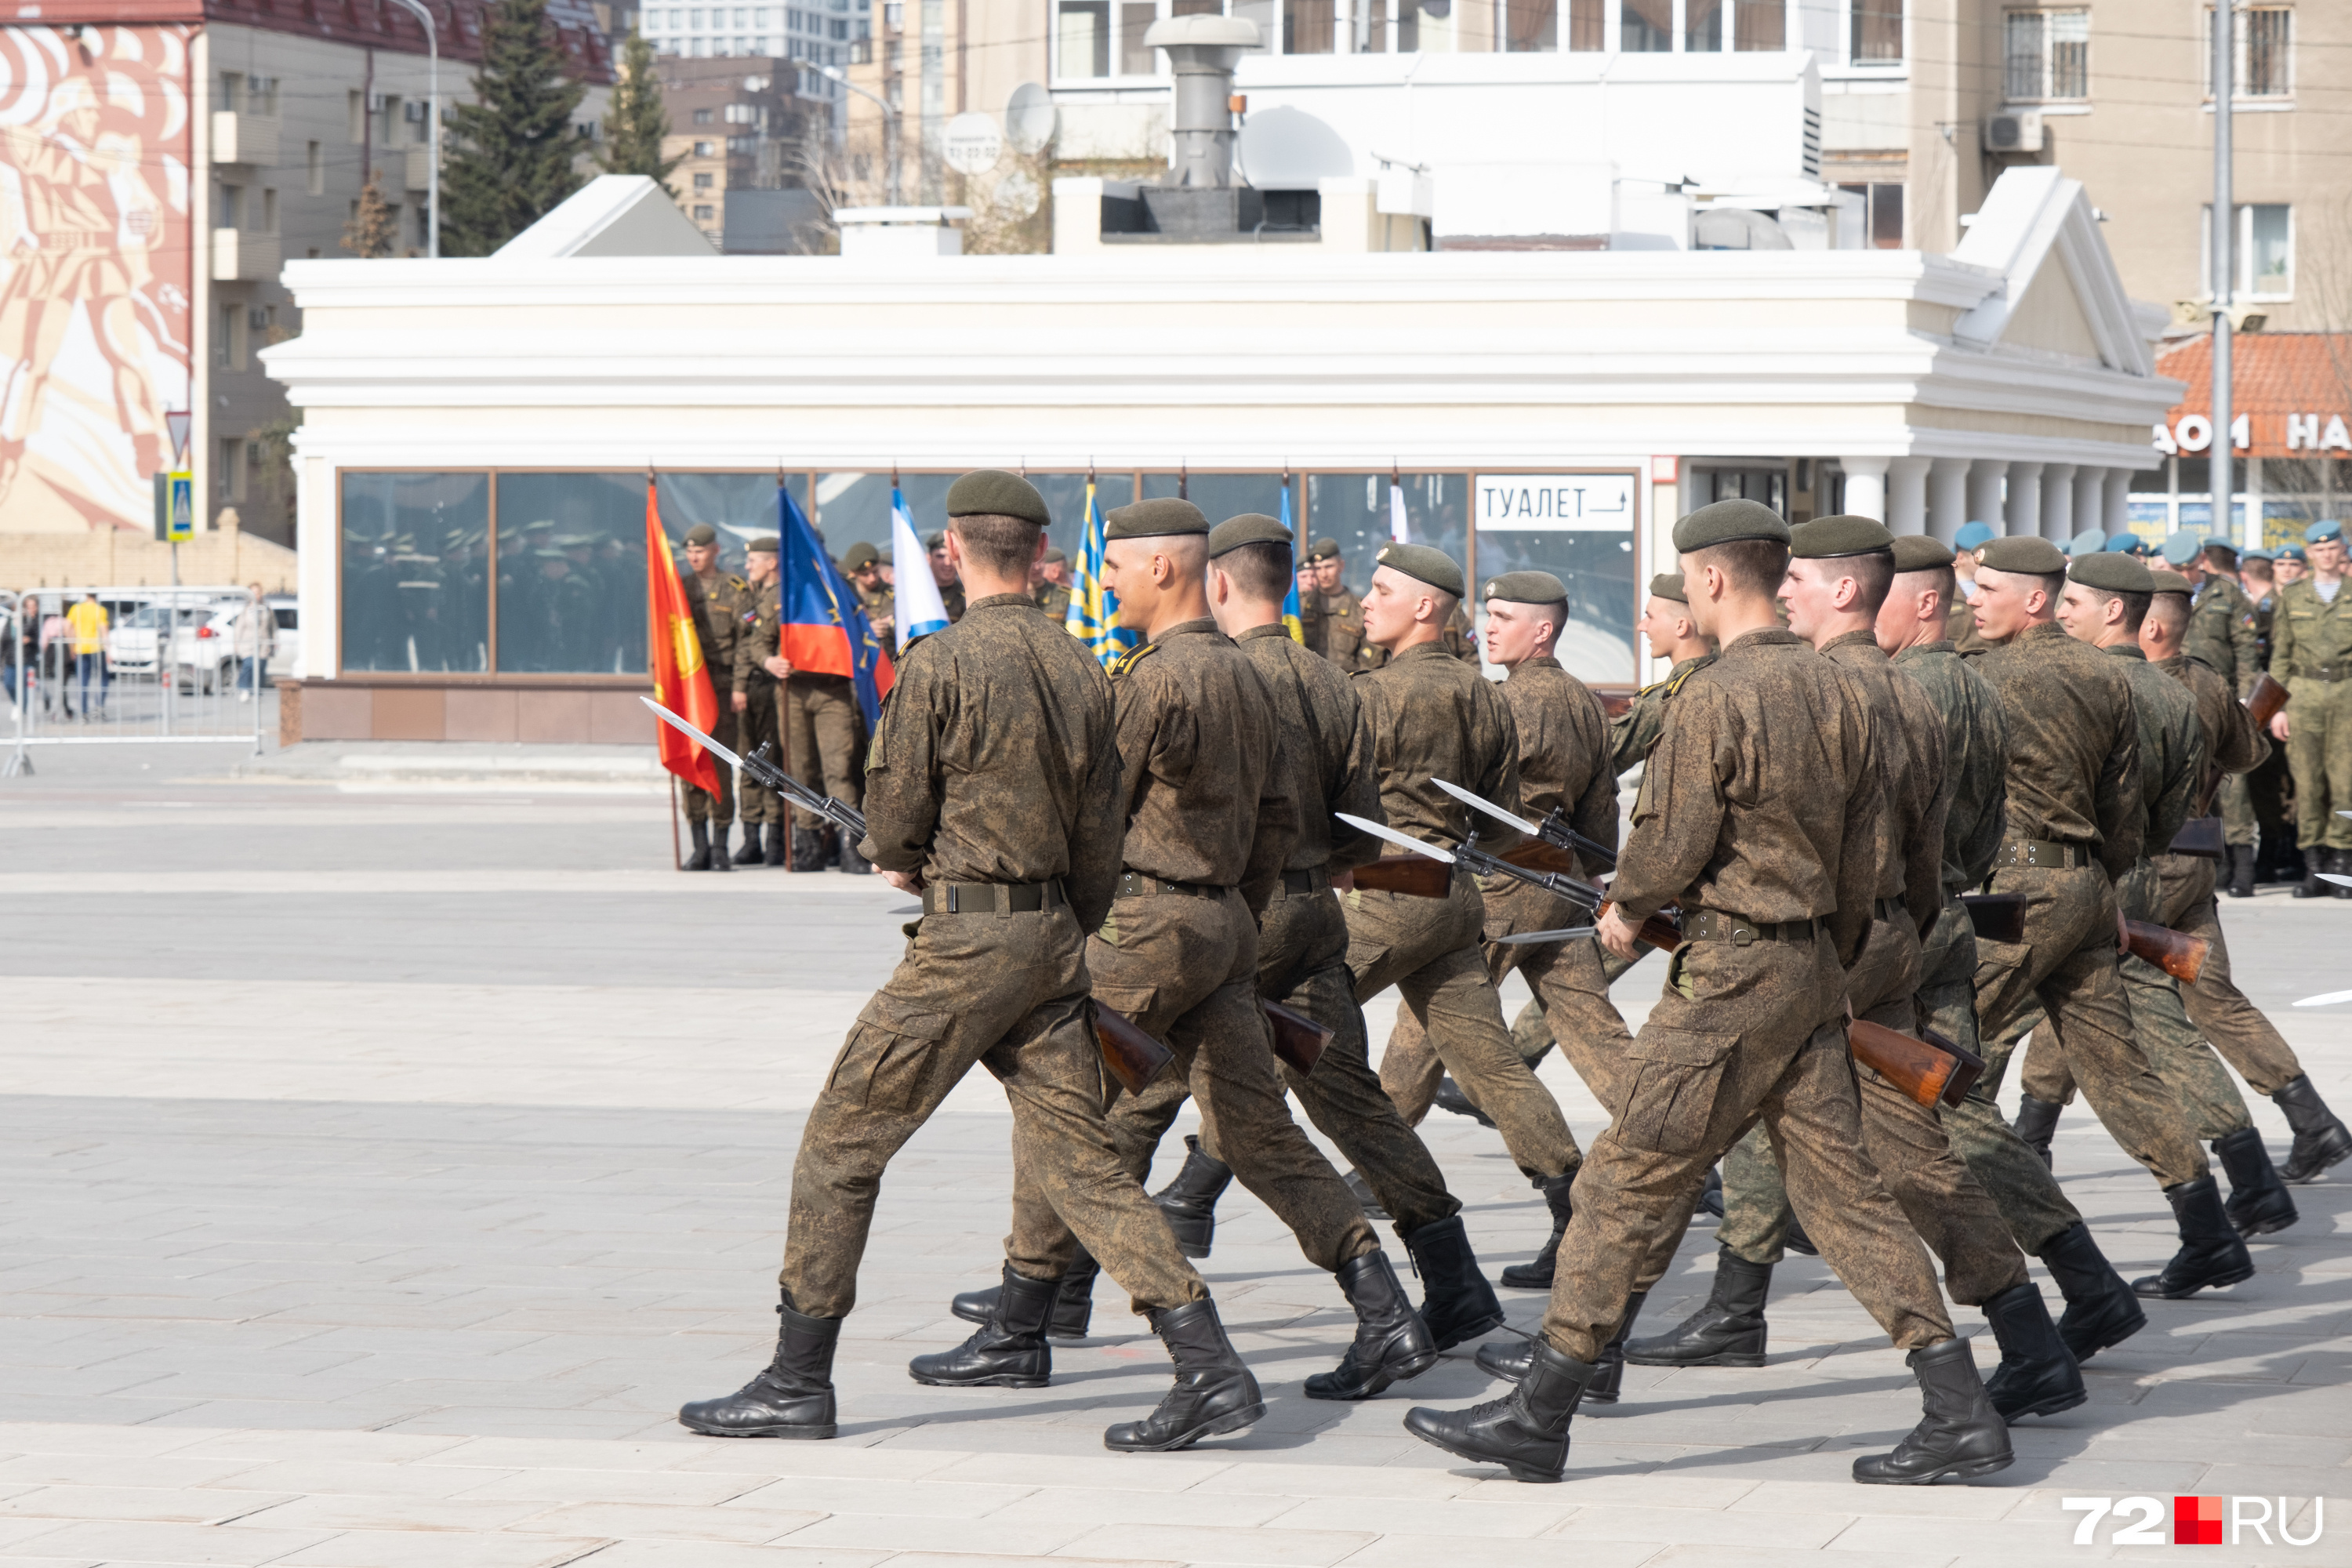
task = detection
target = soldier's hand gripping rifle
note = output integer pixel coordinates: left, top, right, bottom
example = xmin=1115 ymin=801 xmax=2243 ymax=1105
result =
xmin=1433 ymin=777 xmax=1619 ymax=873
xmin=640 ymin=695 xmax=868 ymax=841
xmin=1336 ymin=812 xmax=1607 ymax=916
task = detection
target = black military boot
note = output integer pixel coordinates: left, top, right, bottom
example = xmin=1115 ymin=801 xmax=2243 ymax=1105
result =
xmin=685 ymin=820 xmax=713 ymax=870
xmin=677 ymin=1297 xmax=840 ymax=1439
xmin=735 ymin=822 xmax=765 ymax=866
xmin=2226 ymin=843 xmax=2257 ymax=898
xmin=2132 ymin=1175 xmax=2256 ymax=1298
xmin=1343 ymin=1167 xmax=1388 ymax=1222
xmin=788 ymin=829 xmax=825 ymax=870
xmin=764 ymin=826 xmax=789 ymax=866
xmin=1499 ymin=1167 xmax=1577 ymax=1290
xmin=710 ymin=823 xmax=733 ymax=871
xmin=1403 ymin=1214 xmax=1504 ymax=1352
xmin=1697 ymin=1165 xmax=1724 ymax=1219
xmin=1102 ymin=1298 xmax=1265 ymax=1452
xmin=2335 ymin=847 xmax=2352 ymax=899
xmin=1624 ymin=1248 xmax=1770 ymax=1367
xmin=2293 ymin=846 xmax=2328 ymax=897
xmin=952 ymin=1246 xmax=1100 ymax=1339
xmin=1851 ymin=1338 xmax=2013 ymax=1484
xmin=2034 ymin=1220 xmax=2144 ymax=1362
xmin=909 ymin=1264 xmax=1054 ymax=1388
xmin=2273 ymin=1074 xmax=2352 ymax=1183
xmin=1403 ymin=1338 xmax=1597 ymax=1483
xmin=1150 ymin=1135 xmax=1232 ymax=1259
xmin=1476 ymin=1291 xmax=1646 ymax=1403
xmin=1305 ymin=1251 xmax=1440 ymax=1401
xmin=1980 ymin=1283 xmax=2085 ymax=1422
xmin=838 ymin=837 xmax=872 ymax=875
xmin=2213 ymin=1126 xmax=2299 ymax=1237
xmin=2013 ymin=1094 xmax=2062 ymax=1170
xmin=1434 ymin=1076 xmax=1497 ymax=1129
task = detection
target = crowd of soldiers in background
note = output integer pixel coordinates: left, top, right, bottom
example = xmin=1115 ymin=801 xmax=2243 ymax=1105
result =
xmin=342 ymin=523 xmax=646 ymax=675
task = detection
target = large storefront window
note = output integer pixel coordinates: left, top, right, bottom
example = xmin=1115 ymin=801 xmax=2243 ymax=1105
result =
xmin=339 ymin=472 xmax=491 ymax=673
xmin=493 ymin=474 xmax=647 ymax=674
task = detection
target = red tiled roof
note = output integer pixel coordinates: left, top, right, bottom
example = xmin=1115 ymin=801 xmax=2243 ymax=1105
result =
xmin=2158 ymin=332 xmax=2352 ymax=458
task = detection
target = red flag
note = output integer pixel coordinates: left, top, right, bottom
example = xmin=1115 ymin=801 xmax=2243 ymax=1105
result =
xmin=644 ymin=481 xmax=720 ymax=796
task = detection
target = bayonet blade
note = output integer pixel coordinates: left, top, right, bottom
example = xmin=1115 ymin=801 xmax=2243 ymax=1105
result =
xmin=1494 ymin=926 xmax=1597 ymax=945
xmin=641 ymin=695 xmax=745 ymax=772
xmin=2320 ymin=873 xmax=2352 ymax=888
xmin=1435 ymin=777 xmax=1541 ymax=837
xmin=1337 ymin=813 xmax=1455 ymax=864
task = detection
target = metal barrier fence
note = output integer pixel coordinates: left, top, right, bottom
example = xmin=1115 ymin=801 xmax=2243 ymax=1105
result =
xmin=5 ymin=601 xmax=267 ymax=775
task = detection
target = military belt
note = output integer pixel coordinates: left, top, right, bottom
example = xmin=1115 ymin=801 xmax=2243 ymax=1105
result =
xmin=1996 ymin=837 xmax=2093 ymax=870
xmin=1115 ymin=872 xmax=1225 ymax=899
xmin=1874 ymin=897 xmax=1904 ymax=922
xmin=2299 ymin=662 xmax=2347 ymax=683
xmin=1681 ymin=909 xmax=1820 ymax=946
xmin=921 ymin=880 xmax=1066 ymax=915
xmin=1278 ymin=866 xmax=1332 ymax=896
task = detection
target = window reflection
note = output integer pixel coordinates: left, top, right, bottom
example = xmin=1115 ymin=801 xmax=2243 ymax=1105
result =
xmin=493 ymin=473 xmax=647 ymax=674
xmin=339 ymin=472 xmax=490 ymax=673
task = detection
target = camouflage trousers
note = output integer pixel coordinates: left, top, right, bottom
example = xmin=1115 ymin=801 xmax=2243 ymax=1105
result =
xmin=1494 ymin=945 xmax=1646 ymax=1080
xmin=1541 ymin=930 xmax=1954 ymax=1362
xmin=1348 ymin=871 xmax=1579 ymax=1183
xmin=1918 ymin=904 xmax=2083 ymax=1254
xmin=2158 ymin=854 xmax=2306 ymax=1097
xmin=1973 ymin=863 xmax=2209 ymax=1189
xmin=2285 ymin=677 xmax=2352 ymax=849
xmin=1004 ymin=887 xmax=1379 ymax=1279
xmin=779 ymin=901 xmax=1204 ymax=1318
xmin=785 ymin=676 xmax=864 ymax=833
xmin=680 ymin=707 xmax=738 ymax=825
xmin=1715 ymin=911 xmax=2030 ymax=1308
xmin=1202 ymin=878 xmax=1459 ymax=1240
xmin=737 ymin=680 xmax=783 ymax=825
xmin=2219 ymin=771 xmax=2257 ymax=848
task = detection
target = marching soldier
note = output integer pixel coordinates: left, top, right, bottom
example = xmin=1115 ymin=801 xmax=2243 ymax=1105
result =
xmin=678 ymin=523 xmax=748 ymax=870
xmin=2269 ymin=519 xmax=2352 ymax=896
xmin=955 ymin=497 xmax=1443 ymax=1406
xmin=679 ymin=472 xmax=1267 ymax=1454
xmin=2236 ymin=549 xmax=2296 ymax=887
xmin=2163 ymin=532 xmax=2263 ymax=893
xmin=1404 ymin=499 xmax=2009 ymax=1488
xmin=730 ymin=538 xmax=784 ymax=865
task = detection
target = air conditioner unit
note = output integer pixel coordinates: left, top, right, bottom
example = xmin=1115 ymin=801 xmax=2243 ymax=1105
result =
xmin=1983 ymin=111 xmax=2044 ymax=154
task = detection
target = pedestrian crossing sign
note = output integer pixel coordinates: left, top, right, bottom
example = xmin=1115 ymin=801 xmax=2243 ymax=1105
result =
xmin=167 ymin=472 xmax=193 ymax=541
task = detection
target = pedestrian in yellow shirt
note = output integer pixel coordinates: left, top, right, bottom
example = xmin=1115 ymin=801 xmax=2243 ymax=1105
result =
xmin=65 ymin=593 xmax=107 ymax=719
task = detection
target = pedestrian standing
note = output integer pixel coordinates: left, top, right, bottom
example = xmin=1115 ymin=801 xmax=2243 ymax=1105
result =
xmin=232 ymin=583 xmax=274 ymax=703
xmin=65 ymin=591 xmax=107 ymax=719
xmin=2268 ymin=520 xmax=2352 ymax=896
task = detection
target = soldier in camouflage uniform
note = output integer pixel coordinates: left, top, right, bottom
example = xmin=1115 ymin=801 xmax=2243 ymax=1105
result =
xmin=1312 ymin=539 xmax=1383 ymax=671
xmin=1405 ymin=499 xmax=2009 ymax=1489
xmin=729 ymin=539 xmax=784 ymax=865
xmin=677 ymin=524 xmax=749 ymax=870
xmin=1032 ymin=546 xmax=1073 ymax=623
xmin=924 ymin=532 xmax=969 ymax=622
xmin=746 ymin=568 xmax=872 ymax=876
xmin=2269 ymin=519 xmax=2352 ymax=895
xmin=970 ymin=497 xmax=1443 ymax=1406
xmin=679 ymin=472 xmax=1265 ymax=1454
xmin=844 ymin=542 xmax=894 ymax=651
xmin=2160 ymin=533 xmax=2264 ymax=893
xmin=1945 ymin=521 xmax=1996 ymax=655
xmin=2236 ymin=550 xmax=2297 ymax=885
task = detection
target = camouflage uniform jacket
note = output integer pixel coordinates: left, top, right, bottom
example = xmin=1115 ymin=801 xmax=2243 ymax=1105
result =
xmin=858 ymin=583 xmax=895 ymax=650
xmin=2269 ymin=576 xmax=2352 ymax=683
xmin=684 ymin=568 xmax=749 ymax=684
xmin=2187 ymin=574 xmax=2260 ymax=695
xmin=1608 ymin=651 xmax=1716 ymax=776
xmin=1610 ymin=626 xmax=1885 ymax=968
xmin=2161 ymin=652 xmax=2268 ymax=792
xmin=2107 ymin=643 xmax=2205 ymax=866
xmin=1891 ymin=640 xmax=2009 ymax=897
xmin=1234 ymin=623 xmax=1384 ymax=877
xmin=1321 ymin=588 xmax=1381 ymax=671
xmin=858 ymin=593 xmax=1126 ymax=932
xmin=1353 ymin=640 xmax=1525 ymax=855
xmin=1109 ymin=618 xmax=1297 ymax=914
xmin=1486 ymin=653 xmax=1617 ymax=930
xmin=1976 ymin=620 xmax=2143 ymax=883
xmin=1034 ymin=582 xmax=1072 ymax=624
xmin=1946 ymin=583 xmax=1992 ymax=655
xmin=732 ymin=579 xmax=781 ymax=695
xmin=1824 ymin=629 xmax=1949 ymax=935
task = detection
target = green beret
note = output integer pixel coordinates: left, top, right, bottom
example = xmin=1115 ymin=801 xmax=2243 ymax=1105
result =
xmin=1672 ymin=499 xmax=1789 ymax=553
xmin=1483 ymin=570 xmax=1567 ymax=604
xmin=945 ymin=469 xmax=1051 ymax=527
xmin=683 ymin=523 xmax=718 ymax=546
xmin=1206 ymin=513 xmax=1294 ymax=557
xmin=2069 ymin=553 xmax=2156 ymax=594
xmin=1977 ymin=535 xmax=2067 ymax=575
xmin=1041 ymin=547 xmax=1067 ymax=565
xmin=1306 ymin=537 xmax=1340 ymax=562
xmin=1374 ymin=541 xmax=1464 ymax=598
xmin=1790 ymin=514 xmax=1895 ymax=559
xmin=1648 ymin=572 xmax=1688 ymax=604
xmin=746 ymin=535 xmax=779 ymax=555
xmin=924 ymin=531 xmax=948 ymax=551
xmin=1105 ymin=498 xmax=1209 ymax=539
xmin=842 ymin=541 xmax=880 ymax=570
xmin=1889 ymin=535 xmax=1955 ymax=572
xmin=2147 ymin=567 xmax=2194 ymax=597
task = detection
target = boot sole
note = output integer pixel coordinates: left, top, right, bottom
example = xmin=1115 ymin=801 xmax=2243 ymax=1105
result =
xmin=2231 ymin=1212 xmax=2298 ymax=1238
xmin=1303 ymin=1347 xmax=1442 ymax=1402
xmin=1497 ymin=1270 xmax=1553 ymax=1291
xmin=1624 ymin=1349 xmax=1765 ymax=1367
xmin=2281 ymin=1144 xmax=2351 ymax=1184
xmin=1104 ymin=1400 xmax=1265 ymax=1452
xmin=1427 ymin=1311 xmax=1506 ymax=1354
xmin=1853 ymin=1453 xmax=2013 ymax=1486
xmin=2063 ymin=1307 xmax=2146 ymax=1363
xmin=908 ymin=1370 xmax=1051 ymax=1388
xmin=1404 ymin=1421 xmax=1564 ymax=1483
xmin=677 ymin=1415 xmax=838 ymax=1439
xmin=1998 ymin=1388 xmax=2088 ymax=1423
xmin=2134 ymin=1261 xmax=2256 ymax=1299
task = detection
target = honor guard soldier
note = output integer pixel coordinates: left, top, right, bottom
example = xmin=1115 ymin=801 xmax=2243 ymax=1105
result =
xmin=924 ymin=531 xmax=969 ymax=622
xmin=2161 ymin=531 xmax=2265 ymax=893
xmin=1310 ymin=538 xmax=1382 ymax=670
xmin=2235 ymin=550 xmax=2298 ymax=887
xmin=678 ymin=523 xmax=750 ymax=869
xmin=843 ymin=541 xmax=893 ymax=649
xmin=1966 ymin=535 xmax=2252 ymax=1298
xmin=730 ymin=538 xmax=786 ymax=864
xmin=2269 ymin=519 xmax=2352 ymax=895
xmin=747 ymin=561 xmax=872 ymax=876
xmin=681 ymin=472 xmax=1269 ymax=1454
xmin=1033 ymin=546 xmax=1073 ymax=622
xmin=1405 ymin=499 xmax=2010 ymax=1488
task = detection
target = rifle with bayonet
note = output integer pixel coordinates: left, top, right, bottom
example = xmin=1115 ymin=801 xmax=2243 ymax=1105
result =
xmin=1338 ymin=814 xmax=1605 ymax=913
xmin=639 ymin=695 xmax=868 ymax=841
xmin=1434 ymin=777 xmax=1618 ymax=870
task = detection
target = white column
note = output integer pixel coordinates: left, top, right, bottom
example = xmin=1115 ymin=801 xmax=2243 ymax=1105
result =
xmin=1928 ymin=458 xmax=1972 ymax=544
xmin=1840 ymin=456 xmax=1890 ymax=521
xmin=2008 ymin=461 xmax=2044 ymax=539
xmin=1967 ymin=459 xmax=2009 ymax=535
xmin=2042 ymin=462 xmax=2077 ymax=541
xmin=1887 ymin=456 xmax=1931 ymax=535
xmin=2106 ymin=467 xmax=2136 ymax=535
xmin=2074 ymin=465 xmax=2107 ymax=535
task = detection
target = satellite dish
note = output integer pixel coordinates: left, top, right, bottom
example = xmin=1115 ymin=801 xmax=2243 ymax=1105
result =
xmin=1005 ymin=82 xmax=1058 ymax=157
xmin=1235 ymin=105 xmax=1353 ymax=189
xmin=945 ymin=111 xmax=1004 ymax=176
xmin=995 ymin=169 xmax=1042 ymax=220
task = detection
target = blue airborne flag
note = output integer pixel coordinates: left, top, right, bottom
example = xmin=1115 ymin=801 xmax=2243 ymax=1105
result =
xmin=1065 ymin=476 xmax=1138 ymax=666
xmin=777 ymin=486 xmax=892 ymax=728
xmin=1279 ymin=480 xmax=1305 ymax=644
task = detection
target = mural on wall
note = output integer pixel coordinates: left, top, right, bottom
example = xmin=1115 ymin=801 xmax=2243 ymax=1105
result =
xmin=0 ymin=24 xmax=192 ymax=532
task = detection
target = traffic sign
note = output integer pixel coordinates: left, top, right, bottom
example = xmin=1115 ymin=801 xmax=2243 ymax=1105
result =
xmin=167 ymin=471 xmax=194 ymax=541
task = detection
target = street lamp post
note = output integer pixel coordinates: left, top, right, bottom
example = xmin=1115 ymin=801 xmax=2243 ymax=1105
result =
xmin=818 ymin=64 xmax=901 ymax=208
xmin=2212 ymin=0 xmax=2234 ymax=546
xmin=386 ymin=0 xmax=440 ymax=257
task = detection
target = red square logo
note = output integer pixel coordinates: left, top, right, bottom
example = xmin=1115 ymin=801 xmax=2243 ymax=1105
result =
xmin=2176 ymin=1496 xmax=2224 ymax=1545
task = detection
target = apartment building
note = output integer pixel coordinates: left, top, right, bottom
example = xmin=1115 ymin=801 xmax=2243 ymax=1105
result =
xmin=641 ymin=0 xmax=869 ymax=125
xmin=654 ymin=56 xmax=812 ymax=243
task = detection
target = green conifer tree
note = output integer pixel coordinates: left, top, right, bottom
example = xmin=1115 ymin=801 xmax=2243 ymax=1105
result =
xmin=597 ymin=32 xmax=682 ymax=193
xmin=439 ymin=0 xmax=593 ymax=256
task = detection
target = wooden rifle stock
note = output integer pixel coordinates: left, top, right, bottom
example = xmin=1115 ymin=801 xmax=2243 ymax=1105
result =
xmin=1503 ymin=840 xmax=1586 ymax=878
xmin=1848 ymin=1018 xmax=1987 ymax=1109
xmin=1089 ymin=1000 xmax=1175 ymax=1097
xmin=2246 ymin=672 xmax=2290 ymax=731
xmin=1262 ymin=999 xmax=1331 ymax=1076
xmin=1959 ymin=892 xmax=2027 ymax=944
xmin=1597 ymin=902 xmax=1685 ymax=952
xmin=2119 ymin=913 xmax=2209 ymax=985
xmin=1351 ymin=856 xmax=1455 ymax=898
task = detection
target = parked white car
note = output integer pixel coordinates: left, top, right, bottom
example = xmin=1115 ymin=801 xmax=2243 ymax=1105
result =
xmin=176 ymin=596 xmax=299 ymax=692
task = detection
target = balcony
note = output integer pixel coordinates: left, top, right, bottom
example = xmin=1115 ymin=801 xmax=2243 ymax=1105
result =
xmin=212 ymin=110 xmax=279 ymax=165
xmin=212 ymin=227 xmax=282 ymax=282
xmin=403 ymin=144 xmax=435 ymax=192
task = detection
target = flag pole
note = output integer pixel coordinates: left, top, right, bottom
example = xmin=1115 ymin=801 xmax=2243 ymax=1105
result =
xmin=669 ymin=775 xmax=684 ymax=870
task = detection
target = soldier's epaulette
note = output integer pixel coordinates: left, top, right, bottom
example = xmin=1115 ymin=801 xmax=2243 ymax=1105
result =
xmin=727 ymin=575 xmax=747 ymax=590
xmin=1108 ymin=641 xmax=1160 ymax=679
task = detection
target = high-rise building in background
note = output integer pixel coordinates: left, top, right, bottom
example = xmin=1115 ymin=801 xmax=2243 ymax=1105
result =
xmin=653 ymin=57 xmax=815 ymax=246
xmin=639 ymin=0 xmax=869 ymax=127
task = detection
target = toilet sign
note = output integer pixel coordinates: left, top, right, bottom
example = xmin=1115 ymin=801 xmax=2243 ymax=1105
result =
xmin=1474 ymin=473 xmax=1637 ymax=531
